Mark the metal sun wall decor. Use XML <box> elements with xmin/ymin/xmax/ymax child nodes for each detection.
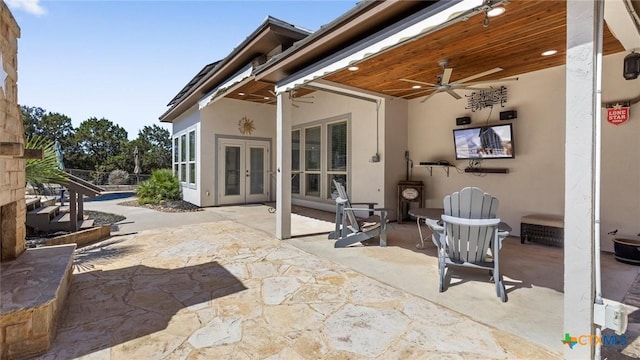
<box><xmin>238</xmin><ymin>116</ymin><xmax>255</xmax><ymax>135</ymax></box>
<box><xmin>466</xmin><ymin>86</ymin><xmax>508</xmax><ymax>112</ymax></box>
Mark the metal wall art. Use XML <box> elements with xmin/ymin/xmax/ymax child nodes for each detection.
<box><xmin>466</xmin><ymin>86</ymin><xmax>508</xmax><ymax>112</ymax></box>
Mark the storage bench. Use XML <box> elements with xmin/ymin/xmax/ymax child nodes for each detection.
<box><xmin>521</xmin><ymin>214</ymin><xmax>564</xmax><ymax>247</ymax></box>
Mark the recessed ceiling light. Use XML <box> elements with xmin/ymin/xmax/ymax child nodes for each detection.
<box><xmin>487</xmin><ymin>6</ymin><xmax>505</xmax><ymax>17</ymax></box>
<box><xmin>264</xmin><ymin>96</ymin><xmax>270</xmax><ymax>100</ymax></box>
<box><xmin>238</xmin><ymin>92</ymin><xmax>245</xmax><ymax>96</ymax></box>
<box><xmin>541</xmin><ymin>50</ymin><xmax>558</xmax><ymax>56</ymax></box>
<box><xmin>412</xmin><ymin>85</ymin><xmax>422</xmax><ymax>89</ymax></box>
<box><xmin>348</xmin><ymin>66</ymin><xmax>359</xmax><ymax>71</ymax></box>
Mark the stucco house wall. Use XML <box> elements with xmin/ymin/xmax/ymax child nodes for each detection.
<box><xmin>289</xmin><ymin>89</ymin><xmax>386</xmax><ymax>212</ymax></box>
<box><xmin>408</xmin><ymin>51</ymin><xmax>639</xmax><ymax>251</ymax></box>
<box><xmin>202</xmin><ymin>98</ymin><xmax>276</xmax><ymax>207</ymax></box>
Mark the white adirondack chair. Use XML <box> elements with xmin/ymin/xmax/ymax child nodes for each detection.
<box><xmin>328</xmin><ymin>179</ymin><xmax>392</xmax><ymax>247</ymax></box>
<box><xmin>426</xmin><ymin>187</ymin><xmax>509</xmax><ymax>302</ymax></box>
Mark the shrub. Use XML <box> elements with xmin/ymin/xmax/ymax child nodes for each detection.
<box><xmin>108</xmin><ymin>170</ymin><xmax>129</xmax><ymax>185</ymax></box>
<box><xmin>136</xmin><ymin>169</ymin><xmax>180</xmax><ymax>205</ymax></box>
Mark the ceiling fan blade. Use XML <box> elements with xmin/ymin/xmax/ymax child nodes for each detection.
<box><xmin>441</xmin><ymin>68</ymin><xmax>453</xmax><ymax>85</ymax></box>
<box><xmin>447</xmin><ymin>89</ymin><xmax>462</xmax><ymax>99</ymax></box>
<box><xmin>453</xmin><ymin>86</ymin><xmax>492</xmax><ymax>91</ymax></box>
<box><xmin>459</xmin><ymin>77</ymin><xmax>519</xmax><ymax>86</ymax></box>
<box><xmin>399</xmin><ymin>78</ymin><xmax>437</xmax><ymax>86</ymax></box>
<box><xmin>382</xmin><ymin>88</ymin><xmax>416</xmax><ymax>92</ymax></box>
<box><xmin>419</xmin><ymin>91</ymin><xmax>441</xmax><ymax>103</ymax></box>
<box><xmin>451</xmin><ymin>67</ymin><xmax>504</xmax><ymax>85</ymax></box>
<box><xmin>399</xmin><ymin>89</ymin><xmax>435</xmax><ymax>98</ymax></box>
<box><xmin>293</xmin><ymin>100</ymin><xmax>314</xmax><ymax>104</ymax></box>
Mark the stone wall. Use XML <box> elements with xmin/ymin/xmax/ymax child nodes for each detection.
<box><xmin>0</xmin><ymin>0</ymin><xmax>25</xmax><ymax>261</ymax></box>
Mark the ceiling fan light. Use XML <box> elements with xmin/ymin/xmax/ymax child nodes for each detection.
<box><xmin>348</xmin><ymin>66</ymin><xmax>359</xmax><ymax>71</ymax></box>
<box><xmin>541</xmin><ymin>50</ymin><xmax>558</xmax><ymax>56</ymax></box>
<box><xmin>487</xmin><ymin>7</ymin><xmax>505</xmax><ymax>17</ymax></box>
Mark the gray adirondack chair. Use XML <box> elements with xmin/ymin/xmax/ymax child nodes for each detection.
<box><xmin>328</xmin><ymin>179</ymin><xmax>392</xmax><ymax>247</ymax></box>
<box><xmin>426</xmin><ymin>187</ymin><xmax>509</xmax><ymax>302</ymax></box>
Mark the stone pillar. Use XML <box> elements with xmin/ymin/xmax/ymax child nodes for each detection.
<box><xmin>0</xmin><ymin>1</ymin><xmax>24</xmax><ymax>261</ymax></box>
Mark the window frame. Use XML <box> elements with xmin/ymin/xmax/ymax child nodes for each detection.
<box><xmin>292</xmin><ymin>115</ymin><xmax>349</xmax><ymax>202</ymax></box>
<box><xmin>173</xmin><ymin>128</ymin><xmax>197</xmax><ymax>187</ymax></box>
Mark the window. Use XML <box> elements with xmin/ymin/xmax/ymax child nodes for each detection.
<box><xmin>173</xmin><ymin>137</ymin><xmax>179</xmax><ymax>177</ymax></box>
<box><xmin>172</xmin><ymin>129</ymin><xmax>197</xmax><ymax>185</ymax></box>
<box><xmin>189</xmin><ymin>130</ymin><xmax>196</xmax><ymax>185</ymax></box>
<box><xmin>180</xmin><ymin>134</ymin><xmax>187</xmax><ymax>182</ymax></box>
<box><xmin>292</xmin><ymin>118</ymin><xmax>348</xmax><ymax>200</ymax></box>
<box><xmin>304</xmin><ymin>126</ymin><xmax>321</xmax><ymax>197</ymax></box>
<box><xmin>327</xmin><ymin>121</ymin><xmax>347</xmax><ymax>199</ymax></box>
<box><xmin>291</xmin><ymin>130</ymin><xmax>300</xmax><ymax>194</ymax></box>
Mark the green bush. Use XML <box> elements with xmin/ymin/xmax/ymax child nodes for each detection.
<box><xmin>136</xmin><ymin>169</ymin><xmax>180</xmax><ymax>205</ymax></box>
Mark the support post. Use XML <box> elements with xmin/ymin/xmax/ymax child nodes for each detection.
<box><xmin>275</xmin><ymin>92</ymin><xmax>292</xmax><ymax>240</ymax></box>
<box><xmin>564</xmin><ymin>1</ymin><xmax>599</xmax><ymax>358</ymax></box>
<box><xmin>69</xmin><ymin>190</ymin><xmax>77</xmax><ymax>232</ymax></box>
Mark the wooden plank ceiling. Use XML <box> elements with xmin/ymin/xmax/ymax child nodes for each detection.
<box><xmin>228</xmin><ymin>0</ymin><xmax>624</xmax><ymax>104</ymax></box>
<box><xmin>324</xmin><ymin>0</ymin><xmax>624</xmax><ymax>99</ymax></box>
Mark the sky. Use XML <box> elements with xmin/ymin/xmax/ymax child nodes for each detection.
<box><xmin>7</xmin><ymin>0</ymin><xmax>356</xmax><ymax>139</ymax></box>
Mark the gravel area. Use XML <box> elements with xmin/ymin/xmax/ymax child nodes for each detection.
<box><xmin>84</xmin><ymin>210</ymin><xmax>126</xmax><ymax>226</ymax></box>
<box><xmin>118</xmin><ymin>199</ymin><xmax>202</xmax><ymax>213</ymax></box>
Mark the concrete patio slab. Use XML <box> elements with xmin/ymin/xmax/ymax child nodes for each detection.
<box><xmin>34</xmin><ymin>203</ymin><xmax>559</xmax><ymax>359</ymax></box>
<box><xmin>41</xmin><ymin>200</ymin><xmax>640</xmax><ymax>358</ymax></box>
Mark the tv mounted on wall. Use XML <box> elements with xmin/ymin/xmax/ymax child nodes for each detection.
<box><xmin>453</xmin><ymin>123</ymin><xmax>515</xmax><ymax>159</ymax></box>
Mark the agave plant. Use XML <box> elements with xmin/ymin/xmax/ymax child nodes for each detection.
<box><xmin>24</xmin><ymin>136</ymin><xmax>68</xmax><ymax>187</ymax></box>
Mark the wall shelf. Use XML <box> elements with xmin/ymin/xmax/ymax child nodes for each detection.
<box><xmin>464</xmin><ymin>167</ymin><xmax>509</xmax><ymax>174</ymax></box>
<box><xmin>417</xmin><ymin>164</ymin><xmax>454</xmax><ymax>177</ymax></box>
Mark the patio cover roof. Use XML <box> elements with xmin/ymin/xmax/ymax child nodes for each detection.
<box><xmin>252</xmin><ymin>0</ymin><xmax>631</xmax><ymax>99</ymax></box>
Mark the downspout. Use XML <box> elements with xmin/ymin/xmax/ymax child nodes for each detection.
<box><xmin>594</xmin><ymin>0</ymin><xmax>605</xmax><ymax>358</ymax></box>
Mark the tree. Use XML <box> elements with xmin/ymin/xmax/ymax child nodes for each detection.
<box><xmin>73</xmin><ymin>117</ymin><xmax>128</xmax><ymax>170</ymax></box>
<box><xmin>133</xmin><ymin>125</ymin><xmax>171</xmax><ymax>173</ymax></box>
<box><xmin>21</xmin><ymin>105</ymin><xmax>45</xmax><ymax>138</ymax></box>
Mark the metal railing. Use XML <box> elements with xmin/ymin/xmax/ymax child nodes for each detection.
<box><xmin>65</xmin><ymin>168</ymin><xmax>151</xmax><ymax>186</ymax></box>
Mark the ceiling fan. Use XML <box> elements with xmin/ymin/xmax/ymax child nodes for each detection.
<box><xmin>384</xmin><ymin>59</ymin><xmax>518</xmax><ymax>103</ymax></box>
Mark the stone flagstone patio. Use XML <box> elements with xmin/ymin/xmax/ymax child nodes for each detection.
<box><xmin>36</xmin><ymin>219</ymin><xmax>557</xmax><ymax>359</ymax></box>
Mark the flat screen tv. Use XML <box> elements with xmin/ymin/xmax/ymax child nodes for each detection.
<box><xmin>453</xmin><ymin>123</ymin><xmax>514</xmax><ymax>159</ymax></box>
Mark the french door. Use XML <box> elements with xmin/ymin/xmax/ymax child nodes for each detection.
<box><xmin>218</xmin><ymin>139</ymin><xmax>270</xmax><ymax>205</ymax></box>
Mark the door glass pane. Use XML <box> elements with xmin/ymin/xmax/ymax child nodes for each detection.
<box><xmin>305</xmin><ymin>127</ymin><xmax>321</xmax><ymax>171</ymax></box>
<box><xmin>305</xmin><ymin>174</ymin><xmax>320</xmax><ymax>197</ymax></box>
<box><xmin>327</xmin><ymin>121</ymin><xmax>347</xmax><ymax>171</ymax></box>
<box><xmin>292</xmin><ymin>130</ymin><xmax>300</xmax><ymax>171</ymax></box>
<box><xmin>249</xmin><ymin>147</ymin><xmax>264</xmax><ymax>195</ymax></box>
<box><xmin>328</xmin><ymin>174</ymin><xmax>346</xmax><ymax>199</ymax></box>
<box><xmin>225</xmin><ymin>146</ymin><xmax>240</xmax><ymax>196</ymax></box>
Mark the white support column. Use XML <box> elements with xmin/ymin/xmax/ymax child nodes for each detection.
<box><xmin>565</xmin><ymin>1</ymin><xmax>599</xmax><ymax>358</ymax></box>
<box><xmin>276</xmin><ymin>92</ymin><xmax>292</xmax><ymax>239</ymax></box>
